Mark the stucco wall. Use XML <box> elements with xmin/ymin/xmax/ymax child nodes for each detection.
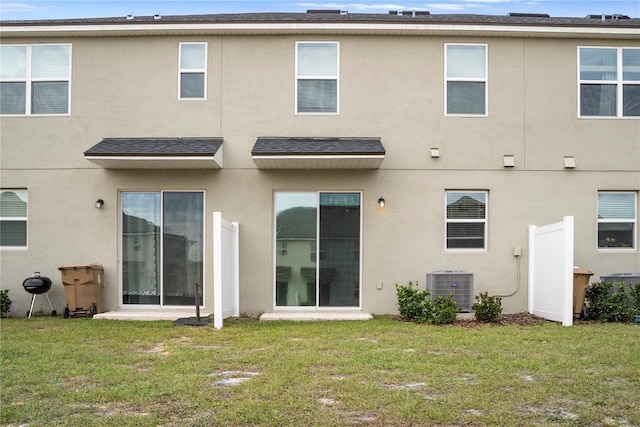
<box><xmin>1</xmin><ymin>33</ymin><xmax>638</xmax><ymax>316</ymax></box>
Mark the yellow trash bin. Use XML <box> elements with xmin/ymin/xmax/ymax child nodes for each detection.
<box><xmin>58</xmin><ymin>264</ymin><xmax>104</xmax><ymax>317</ymax></box>
<box><xmin>573</xmin><ymin>267</ymin><xmax>594</xmax><ymax>318</ymax></box>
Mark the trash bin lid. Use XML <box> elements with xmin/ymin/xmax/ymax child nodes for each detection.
<box><xmin>58</xmin><ymin>263</ymin><xmax>104</xmax><ymax>271</ymax></box>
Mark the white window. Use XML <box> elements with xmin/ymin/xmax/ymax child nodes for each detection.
<box><xmin>579</xmin><ymin>47</ymin><xmax>640</xmax><ymax>117</ymax></box>
<box><xmin>0</xmin><ymin>44</ymin><xmax>71</xmax><ymax>115</ymax></box>
<box><xmin>597</xmin><ymin>192</ymin><xmax>637</xmax><ymax>249</ymax></box>
<box><xmin>445</xmin><ymin>44</ymin><xmax>487</xmax><ymax>116</ymax></box>
<box><xmin>296</xmin><ymin>42</ymin><xmax>339</xmax><ymax>114</ymax></box>
<box><xmin>179</xmin><ymin>42</ymin><xmax>206</xmax><ymax>99</ymax></box>
<box><xmin>0</xmin><ymin>189</ymin><xmax>27</xmax><ymax>248</ymax></box>
<box><xmin>445</xmin><ymin>191</ymin><xmax>487</xmax><ymax>250</ymax></box>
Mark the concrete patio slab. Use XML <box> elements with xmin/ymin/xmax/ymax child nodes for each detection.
<box><xmin>260</xmin><ymin>312</ymin><xmax>373</xmax><ymax>321</ymax></box>
<box><xmin>93</xmin><ymin>310</ymin><xmax>211</xmax><ymax>321</ymax></box>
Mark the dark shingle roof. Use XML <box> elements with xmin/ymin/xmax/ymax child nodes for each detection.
<box><xmin>84</xmin><ymin>137</ymin><xmax>222</xmax><ymax>157</ymax></box>
<box><xmin>2</xmin><ymin>12</ymin><xmax>638</xmax><ymax>27</ymax></box>
<box><xmin>252</xmin><ymin>137</ymin><xmax>385</xmax><ymax>156</ymax></box>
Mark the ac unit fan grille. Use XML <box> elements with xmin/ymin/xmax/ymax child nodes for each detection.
<box><xmin>426</xmin><ymin>271</ymin><xmax>474</xmax><ymax>312</ymax></box>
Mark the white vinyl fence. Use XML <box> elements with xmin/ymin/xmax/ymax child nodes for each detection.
<box><xmin>528</xmin><ymin>216</ymin><xmax>574</xmax><ymax>326</ymax></box>
<box><xmin>213</xmin><ymin>212</ymin><xmax>239</xmax><ymax>329</ymax></box>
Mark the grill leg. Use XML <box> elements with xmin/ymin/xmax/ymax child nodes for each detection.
<box><xmin>44</xmin><ymin>293</ymin><xmax>54</xmax><ymax>313</ymax></box>
<box><xmin>28</xmin><ymin>294</ymin><xmax>36</xmax><ymax>318</ymax></box>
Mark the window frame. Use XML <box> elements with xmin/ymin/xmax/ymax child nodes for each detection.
<box><xmin>444</xmin><ymin>190</ymin><xmax>488</xmax><ymax>251</ymax></box>
<box><xmin>0</xmin><ymin>189</ymin><xmax>28</xmax><ymax>249</ymax></box>
<box><xmin>578</xmin><ymin>46</ymin><xmax>640</xmax><ymax>118</ymax></box>
<box><xmin>597</xmin><ymin>191</ymin><xmax>637</xmax><ymax>251</ymax></box>
<box><xmin>295</xmin><ymin>41</ymin><xmax>340</xmax><ymax>115</ymax></box>
<box><xmin>178</xmin><ymin>42</ymin><xmax>207</xmax><ymax>100</ymax></box>
<box><xmin>444</xmin><ymin>43</ymin><xmax>488</xmax><ymax>117</ymax></box>
<box><xmin>0</xmin><ymin>44</ymin><xmax>71</xmax><ymax>116</ymax></box>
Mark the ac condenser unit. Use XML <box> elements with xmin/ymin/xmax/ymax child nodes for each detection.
<box><xmin>426</xmin><ymin>270</ymin><xmax>474</xmax><ymax>312</ymax></box>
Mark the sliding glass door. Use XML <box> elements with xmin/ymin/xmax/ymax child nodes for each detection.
<box><xmin>121</xmin><ymin>191</ymin><xmax>203</xmax><ymax>306</ymax></box>
<box><xmin>275</xmin><ymin>192</ymin><xmax>361</xmax><ymax>308</ymax></box>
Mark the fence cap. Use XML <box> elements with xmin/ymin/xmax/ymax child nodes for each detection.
<box><xmin>58</xmin><ymin>263</ymin><xmax>104</xmax><ymax>271</ymax></box>
<box><xmin>573</xmin><ymin>267</ymin><xmax>593</xmax><ymax>275</ymax></box>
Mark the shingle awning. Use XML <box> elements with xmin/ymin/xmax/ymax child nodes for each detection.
<box><xmin>84</xmin><ymin>137</ymin><xmax>223</xmax><ymax>169</ymax></box>
<box><xmin>251</xmin><ymin>137</ymin><xmax>385</xmax><ymax>169</ymax></box>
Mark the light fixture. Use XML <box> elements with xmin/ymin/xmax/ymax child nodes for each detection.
<box><xmin>378</xmin><ymin>197</ymin><xmax>386</xmax><ymax>208</ymax></box>
<box><xmin>95</xmin><ymin>199</ymin><xmax>104</xmax><ymax>209</ymax></box>
<box><xmin>430</xmin><ymin>148</ymin><xmax>440</xmax><ymax>158</ymax></box>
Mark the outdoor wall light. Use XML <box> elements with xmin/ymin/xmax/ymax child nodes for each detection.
<box><xmin>378</xmin><ymin>198</ymin><xmax>386</xmax><ymax>208</ymax></box>
<box><xmin>95</xmin><ymin>199</ymin><xmax>104</xmax><ymax>209</ymax></box>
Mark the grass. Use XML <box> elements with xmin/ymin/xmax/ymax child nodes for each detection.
<box><xmin>1</xmin><ymin>315</ymin><xmax>639</xmax><ymax>426</ymax></box>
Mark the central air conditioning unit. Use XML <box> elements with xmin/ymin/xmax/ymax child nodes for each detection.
<box><xmin>426</xmin><ymin>270</ymin><xmax>474</xmax><ymax>312</ymax></box>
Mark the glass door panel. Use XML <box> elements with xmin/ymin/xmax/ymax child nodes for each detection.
<box><xmin>275</xmin><ymin>193</ymin><xmax>317</xmax><ymax>307</ymax></box>
<box><xmin>122</xmin><ymin>193</ymin><xmax>161</xmax><ymax>304</ymax></box>
<box><xmin>319</xmin><ymin>193</ymin><xmax>360</xmax><ymax>307</ymax></box>
<box><xmin>162</xmin><ymin>192</ymin><xmax>204</xmax><ymax>306</ymax></box>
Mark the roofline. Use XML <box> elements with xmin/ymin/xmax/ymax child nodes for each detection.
<box><xmin>2</xmin><ymin>19</ymin><xmax>639</xmax><ymax>39</ymax></box>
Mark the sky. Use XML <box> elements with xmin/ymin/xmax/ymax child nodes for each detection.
<box><xmin>1</xmin><ymin>0</ymin><xmax>639</xmax><ymax>21</ymax></box>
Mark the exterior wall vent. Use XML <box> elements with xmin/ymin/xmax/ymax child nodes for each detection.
<box><xmin>389</xmin><ymin>10</ymin><xmax>430</xmax><ymax>16</ymax></box>
<box><xmin>427</xmin><ymin>270</ymin><xmax>474</xmax><ymax>312</ymax></box>
<box><xmin>586</xmin><ymin>14</ymin><xmax>630</xmax><ymax>20</ymax></box>
<box><xmin>307</xmin><ymin>9</ymin><xmax>342</xmax><ymax>14</ymax></box>
<box><xmin>507</xmin><ymin>12</ymin><xmax>550</xmax><ymax>18</ymax></box>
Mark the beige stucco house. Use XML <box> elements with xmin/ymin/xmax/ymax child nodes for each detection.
<box><xmin>1</xmin><ymin>11</ymin><xmax>638</xmax><ymax>318</ymax></box>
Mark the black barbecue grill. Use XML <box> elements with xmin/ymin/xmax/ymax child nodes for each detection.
<box><xmin>22</xmin><ymin>272</ymin><xmax>57</xmax><ymax>318</ymax></box>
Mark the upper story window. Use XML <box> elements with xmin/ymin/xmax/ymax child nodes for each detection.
<box><xmin>179</xmin><ymin>42</ymin><xmax>207</xmax><ymax>99</ymax></box>
<box><xmin>0</xmin><ymin>44</ymin><xmax>71</xmax><ymax>115</ymax></box>
<box><xmin>296</xmin><ymin>42</ymin><xmax>339</xmax><ymax>114</ymax></box>
<box><xmin>0</xmin><ymin>189</ymin><xmax>27</xmax><ymax>248</ymax></box>
<box><xmin>597</xmin><ymin>191</ymin><xmax>637</xmax><ymax>250</ymax></box>
<box><xmin>445</xmin><ymin>191</ymin><xmax>488</xmax><ymax>250</ymax></box>
<box><xmin>445</xmin><ymin>44</ymin><xmax>487</xmax><ymax>116</ymax></box>
<box><xmin>579</xmin><ymin>47</ymin><xmax>640</xmax><ymax>117</ymax></box>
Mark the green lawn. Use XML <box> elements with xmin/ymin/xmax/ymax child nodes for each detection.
<box><xmin>1</xmin><ymin>315</ymin><xmax>638</xmax><ymax>426</ymax></box>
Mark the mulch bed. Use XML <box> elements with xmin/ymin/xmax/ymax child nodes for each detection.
<box><xmin>453</xmin><ymin>312</ymin><xmax>548</xmax><ymax>327</ymax></box>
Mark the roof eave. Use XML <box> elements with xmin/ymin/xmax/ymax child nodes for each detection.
<box><xmin>2</xmin><ymin>22</ymin><xmax>639</xmax><ymax>39</ymax></box>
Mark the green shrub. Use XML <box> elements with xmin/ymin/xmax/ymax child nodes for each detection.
<box><xmin>431</xmin><ymin>295</ymin><xmax>459</xmax><ymax>325</ymax></box>
<box><xmin>395</xmin><ymin>282</ymin><xmax>458</xmax><ymax>324</ymax></box>
<box><xmin>395</xmin><ymin>282</ymin><xmax>430</xmax><ymax>323</ymax></box>
<box><xmin>0</xmin><ymin>290</ymin><xmax>12</xmax><ymax>318</ymax></box>
<box><xmin>585</xmin><ymin>282</ymin><xmax>635</xmax><ymax>322</ymax></box>
<box><xmin>472</xmin><ymin>292</ymin><xmax>503</xmax><ymax>323</ymax></box>
<box><xmin>629</xmin><ymin>283</ymin><xmax>640</xmax><ymax>315</ymax></box>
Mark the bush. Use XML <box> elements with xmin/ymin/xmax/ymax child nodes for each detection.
<box><xmin>396</xmin><ymin>282</ymin><xmax>430</xmax><ymax>323</ymax></box>
<box><xmin>431</xmin><ymin>295</ymin><xmax>459</xmax><ymax>325</ymax></box>
<box><xmin>585</xmin><ymin>282</ymin><xmax>635</xmax><ymax>322</ymax></box>
<box><xmin>629</xmin><ymin>283</ymin><xmax>640</xmax><ymax>315</ymax></box>
<box><xmin>0</xmin><ymin>290</ymin><xmax>12</xmax><ymax>318</ymax></box>
<box><xmin>395</xmin><ymin>282</ymin><xmax>458</xmax><ymax>324</ymax></box>
<box><xmin>472</xmin><ymin>292</ymin><xmax>503</xmax><ymax>323</ymax></box>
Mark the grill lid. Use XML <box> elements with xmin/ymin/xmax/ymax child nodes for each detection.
<box><xmin>22</xmin><ymin>272</ymin><xmax>52</xmax><ymax>294</ymax></box>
